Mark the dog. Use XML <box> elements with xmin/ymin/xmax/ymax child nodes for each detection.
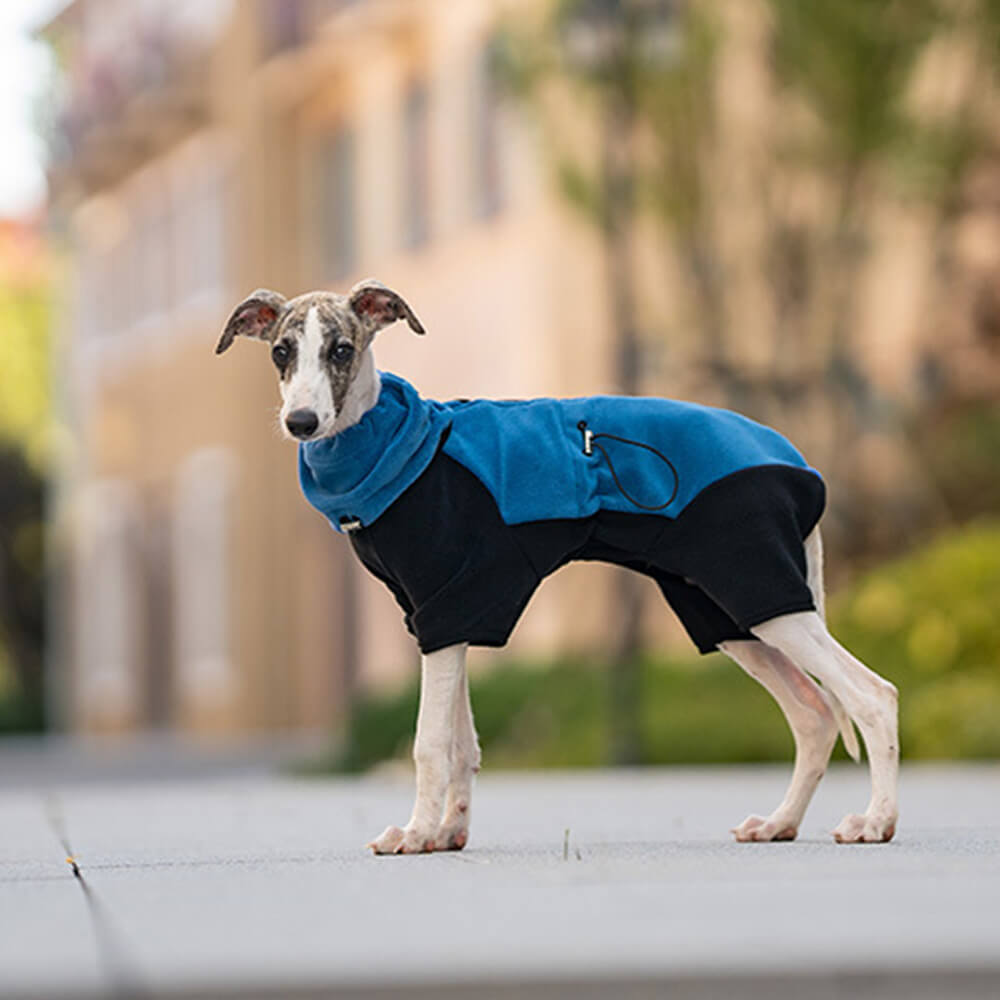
<box><xmin>217</xmin><ymin>280</ymin><xmax>900</xmax><ymax>854</ymax></box>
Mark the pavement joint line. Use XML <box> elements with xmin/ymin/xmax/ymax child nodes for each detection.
<box><xmin>0</xmin><ymin>874</ymin><xmax>76</xmax><ymax>885</ymax></box>
<box><xmin>42</xmin><ymin>795</ymin><xmax>149</xmax><ymax>1000</ymax></box>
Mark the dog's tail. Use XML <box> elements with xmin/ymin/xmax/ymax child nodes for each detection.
<box><xmin>804</xmin><ymin>526</ymin><xmax>827</xmax><ymax>624</ymax></box>
<box><xmin>804</xmin><ymin>527</ymin><xmax>861</xmax><ymax>762</ymax></box>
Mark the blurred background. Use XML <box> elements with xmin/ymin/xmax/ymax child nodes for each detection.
<box><xmin>2</xmin><ymin>0</ymin><xmax>999</xmax><ymax>769</ymax></box>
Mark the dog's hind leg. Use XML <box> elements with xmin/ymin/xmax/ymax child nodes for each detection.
<box><xmin>435</xmin><ymin>661</ymin><xmax>481</xmax><ymax>851</ymax></box>
<box><xmin>751</xmin><ymin>612</ymin><xmax>899</xmax><ymax>843</ymax></box>
<box><xmin>803</xmin><ymin>527</ymin><xmax>860</xmax><ymax>761</ymax></box>
<box><xmin>367</xmin><ymin>643</ymin><xmax>469</xmax><ymax>855</ymax></box>
<box><xmin>720</xmin><ymin>639</ymin><xmax>839</xmax><ymax>842</ymax></box>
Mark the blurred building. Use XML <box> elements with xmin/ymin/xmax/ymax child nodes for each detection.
<box><xmin>42</xmin><ymin>0</ymin><xmax>635</xmax><ymax>736</ymax></box>
<box><xmin>43</xmin><ymin>0</ymin><xmax>1000</xmax><ymax>737</ymax></box>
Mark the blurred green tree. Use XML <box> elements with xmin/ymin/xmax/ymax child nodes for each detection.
<box><xmin>0</xmin><ymin>285</ymin><xmax>51</xmax><ymax>464</ymax></box>
<box><xmin>759</xmin><ymin>0</ymin><xmax>1000</xmax><ymax>553</ymax></box>
<box><xmin>500</xmin><ymin>0</ymin><xmax>1000</xmax><ymax>761</ymax></box>
<box><xmin>0</xmin><ymin>445</ymin><xmax>46</xmax><ymax>730</ymax></box>
<box><xmin>504</xmin><ymin>0</ymin><xmax>1000</xmax><ymax>562</ymax></box>
<box><xmin>0</xmin><ymin>260</ymin><xmax>51</xmax><ymax>731</ymax></box>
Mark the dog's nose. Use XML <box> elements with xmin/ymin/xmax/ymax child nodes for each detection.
<box><xmin>285</xmin><ymin>409</ymin><xmax>319</xmax><ymax>439</ymax></box>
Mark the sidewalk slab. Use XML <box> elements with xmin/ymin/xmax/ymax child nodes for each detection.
<box><xmin>2</xmin><ymin>763</ymin><xmax>999</xmax><ymax>999</ymax></box>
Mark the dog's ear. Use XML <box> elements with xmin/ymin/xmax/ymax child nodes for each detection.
<box><xmin>216</xmin><ymin>289</ymin><xmax>287</xmax><ymax>354</ymax></box>
<box><xmin>348</xmin><ymin>280</ymin><xmax>425</xmax><ymax>336</ymax></box>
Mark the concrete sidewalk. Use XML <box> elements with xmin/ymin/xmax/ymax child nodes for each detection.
<box><xmin>2</xmin><ymin>761</ymin><xmax>999</xmax><ymax>999</ymax></box>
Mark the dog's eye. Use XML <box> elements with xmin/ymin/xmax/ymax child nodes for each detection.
<box><xmin>331</xmin><ymin>342</ymin><xmax>354</xmax><ymax>365</ymax></box>
<box><xmin>272</xmin><ymin>343</ymin><xmax>291</xmax><ymax>367</ymax></box>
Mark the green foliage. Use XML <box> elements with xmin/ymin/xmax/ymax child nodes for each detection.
<box><xmin>555</xmin><ymin>161</ymin><xmax>606</xmax><ymax>228</ymax></box>
<box><xmin>0</xmin><ymin>445</ymin><xmax>47</xmax><ymax>733</ymax></box>
<box><xmin>767</xmin><ymin>0</ymin><xmax>942</xmax><ymax>170</ymax></box>
<box><xmin>0</xmin><ymin>278</ymin><xmax>50</xmax><ymax>732</ymax></box>
<box><xmin>833</xmin><ymin>518</ymin><xmax>1000</xmax><ymax>759</ymax></box>
<box><xmin>891</xmin><ymin>117</ymin><xmax>986</xmax><ymax>208</ymax></box>
<box><xmin>960</xmin><ymin>0</ymin><xmax>1000</xmax><ymax>74</ymax></box>
<box><xmin>911</xmin><ymin>402</ymin><xmax>1000</xmax><ymax>523</ymax></box>
<box><xmin>0</xmin><ymin>673</ymin><xmax>44</xmax><ymax>732</ymax></box>
<box><xmin>326</xmin><ymin>652</ymin><xmax>802</xmax><ymax>773</ymax></box>
<box><xmin>0</xmin><ymin>286</ymin><xmax>51</xmax><ymax>467</ymax></box>
<box><xmin>638</xmin><ymin>4</ymin><xmax>719</xmax><ymax>238</ymax></box>
<box><xmin>498</xmin><ymin>0</ymin><xmax>720</xmax><ymax>234</ymax></box>
<box><xmin>320</xmin><ymin>520</ymin><xmax>1000</xmax><ymax>772</ymax></box>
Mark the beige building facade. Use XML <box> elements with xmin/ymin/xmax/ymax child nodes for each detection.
<box><xmin>45</xmin><ymin>0</ymin><xmax>643</xmax><ymax>737</ymax></box>
<box><xmin>45</xmin><ymin>0</ymin><xmax>998</xmax><ymax>737</ymax></box>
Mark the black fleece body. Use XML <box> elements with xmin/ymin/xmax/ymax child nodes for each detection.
<box><xmin>348</xmin><ymin>447</ymin><xmax>826</xmax><ymax>655</ymax></box>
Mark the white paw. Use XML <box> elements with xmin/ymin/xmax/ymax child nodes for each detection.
<box><xmin>366</xmin><ymin>823</ymin><xmax>437</xmax><ymax>855</ymax></box>
<box><xmin>434</xmin><ymin>798</ymin><xmax>470</xmax><ymax>851</ymax></box>
<box><xmin>731</xmin><ymin>813</ymin><xmax>798</xmax><ymax>843</ymax></box>
<box><xmin>832</xmin><ymin>812</ymin><xmax>896</xmax><ymax>844</ymax></box>
<box><xmin>434</xmin><ymin>820</ymin><xmax>469</xmax><ymax>852</ymax></box>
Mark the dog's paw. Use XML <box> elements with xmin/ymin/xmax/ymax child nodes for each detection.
<box><xmin>366</xmin><ymin>823</ymin><xmax>437</xmax><ymax>855</ymax></box>
<box><xmin>434</xmin><ymin>820</ymin><xmax>469</xmax><ymax>852</ymax></box>
<box><xmin>731</xmin><ymin>813</ymin><xmax>798</xmax><ymax>843</ymax></box>
<box><xmin>832</xmin><ymin>811</ymin><xmax>896</xmax><ymax>844</ymax></box>
<box><xmin>433</xmin><ymin>799</ymin><xmax>470</xmax><ymax>851</ymax></box>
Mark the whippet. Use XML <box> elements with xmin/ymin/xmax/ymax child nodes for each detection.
<box><xmin>217</xmin><ymin>280</ymin><xmax>900</xmax><ymax>854</ymax></box>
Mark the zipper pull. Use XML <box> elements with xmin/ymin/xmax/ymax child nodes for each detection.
<box><xmin>577</xmin><ymin>421</ymin><xmax>594</xmax><ymax>456</ymax></box>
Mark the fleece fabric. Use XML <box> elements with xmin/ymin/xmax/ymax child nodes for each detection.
<box><xmin>298</xmin><ymin>372</ymin><xmax>826</xmax><ymax>655</ymax></box>
<box><xmin>298</xmin><ymin>373</ymin><xmax>819</xmax><ymax>532</ymax></box>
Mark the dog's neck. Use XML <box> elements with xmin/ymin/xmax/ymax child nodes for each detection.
<box><xmin>330</xmin><ymin>349</ymin><xmax>381</xmax><ymax>437</ymax></box>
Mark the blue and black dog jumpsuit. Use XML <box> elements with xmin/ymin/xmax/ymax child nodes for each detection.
<box><xmin>299</xmin><ymin>373</ymin><xmax>826</xmax><ymax>654</ymax></box>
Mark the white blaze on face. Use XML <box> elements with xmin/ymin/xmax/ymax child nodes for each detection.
<box><xmin>280</xmin><ymin>305</ymin><xmax>335</xmax><ymax>430</ymax></box>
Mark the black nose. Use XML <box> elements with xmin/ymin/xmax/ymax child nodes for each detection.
<box><xmin>285</xmin><ymin>409</ymin><xmax>319</xmax><ymax>439</ymax></box>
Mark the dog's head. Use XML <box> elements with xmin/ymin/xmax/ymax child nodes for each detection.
<box><xmin>216</xmin><ymin>280</ymin><xmax>424</xmax><ymax>441</ymax></box>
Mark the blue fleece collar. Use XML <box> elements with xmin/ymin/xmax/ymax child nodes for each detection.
<box><xmin>298</xmin><ymin>373</ymin><xmax>450</xmax><ymax>533</ymax></box>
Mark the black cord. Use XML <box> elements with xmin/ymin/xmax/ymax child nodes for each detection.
<box><xmin>578</xmin><ymin>421</ymin><xmax>680</xmax><ymax>512</ymax></box>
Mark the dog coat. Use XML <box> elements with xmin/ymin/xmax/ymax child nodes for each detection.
<box><xmin>299</xmin><ymin>373</ymin><xmax>826</xmax><ymax>654</ymax></box>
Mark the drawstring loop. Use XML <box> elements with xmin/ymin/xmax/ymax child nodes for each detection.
<box><xmin>577</xmin><ymin>421</ymin><xmax>680</xmax><ymax>512</ymax></box>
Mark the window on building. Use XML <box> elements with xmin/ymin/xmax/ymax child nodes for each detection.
<box><xmin>402</xmin><ymin>81</ymin><xmax>430</xmax><ymax>249</ymax></box>
<box><xmin>196</xmin><ymin>167</ymin><xmax>226</xmax><ymax>297</ymax></box>
<box><xmin>136</xmin><ymin>190</ymin><xmax>171</xmax><ymax>323</ymax></box>
<box><xmin>317</xmin><ymin>125</ymin><xmax>357</xmax><ymax>280</ymax></box>
<box><xmin>110</xmin><ymin>227</ymin><xmax>135</xmax><ymax>334</ymax></box>
<box><xmin>74</xmin><ymin>193</ymin><xmax>139</xmax><ymax>342</ymax></box>
<box><xmin>260</xmin><ymin>0</ymin><xmax>305</xmax><ymax>56</ymax></box>
<box><xmin>261</xmin><ymin>0</ymin><xmax>363</xmax><ymax>57</ymax></box>
<box><xmin>75</xmin><ymin>251</ymin><xmax>99</xmax><ymax>344</ymax></box>
<box><xmin>172</xmin><ymin>448</ymin><xmax>235</xmax><ymax>713</ymax></box>
<box><xmin>75</xmin><ymin>481</ymin><xmax>141</xmax><ymax>724</ymax></box>
<box><xmin>472</xmin><ymin>37</ymin><xmax>505</xmax><ymax>220</ymax></box>
<box><xmin>173</xmin><ymin>163</ymin><xmax>226</xmax><ymax>307</ymax></box>
<box><xmin>88</xmin><ymin>246</ymin><xmax>115</xmax><ymax>340</ymax></box>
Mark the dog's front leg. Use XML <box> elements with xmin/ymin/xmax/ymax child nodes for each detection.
<box><xmin>367</xmin><ymin>643</ymin><xmax>468</xmax><ymax>854</ymax></box>
<box><xmin>435</xmin><ymin>658</ymin><xmax>480</xmax><ymax>850</ymax></box>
